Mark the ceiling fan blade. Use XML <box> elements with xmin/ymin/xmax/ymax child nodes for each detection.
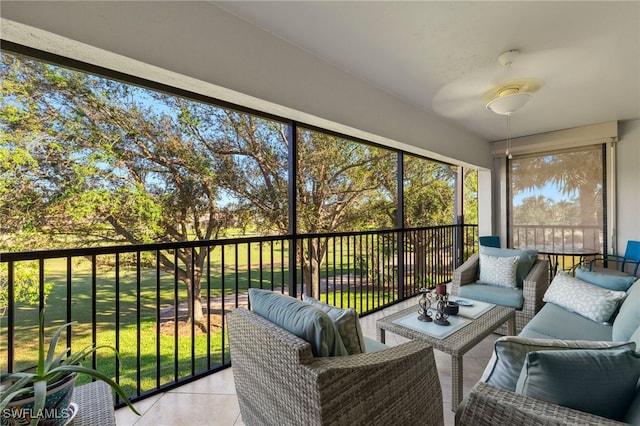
<box><xmin>432</xmin><ymin>48</ymin><xmax>588</xmax><ymax>119</ymax></box>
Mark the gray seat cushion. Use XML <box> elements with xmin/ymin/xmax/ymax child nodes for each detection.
<box><xmin>519</xmin><ymin>302</ymin><xmax>613</xmax><ymax>341</ymax></box>
<box><xmin>458</xmin><ymin>283</ymin><xmax>524</xmax><ymax>309</ymax></box>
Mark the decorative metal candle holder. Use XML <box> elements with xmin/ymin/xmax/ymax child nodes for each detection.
<box><xmin>432</xmin><ymin>292</ymin><xmax>450</xmax><ymax>326</ymax></box>
<box><xmin>417</xmin><ymin>288</ymin><xmax>433</xmax><ymax>322</ymax></box>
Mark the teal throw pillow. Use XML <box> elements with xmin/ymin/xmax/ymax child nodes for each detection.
<box><xmin>481</xmin><ymin>335</ymin><xmax>636</xmax><ymax>392</ymax></box>
<box><xmin>613</xmin><ymin>280</ymin><xmax>640</xmax><ymax>341</ymax></box>
<box><xmin>516</xmin><ymin>348</ymin><xmax>640</xmax><ymax>421</ymax></box>
<box><xmin>302</xmin><ymin>295</ymin><xmax>366</xmax><ymax>355</ymax></box>
<box><xmin>575</xmin><ymin>265</ymin><xmax>637</xmax><ymax>292</ymax></box>
<box><xmin>248</xmin><ymin>289</ymin><xmax>348</xmax><ymax>357</ymax></box>
<box><xmin>479</xmin><ymin>246</ymin><xmax>537</xmax><ymax>287</ymax></box>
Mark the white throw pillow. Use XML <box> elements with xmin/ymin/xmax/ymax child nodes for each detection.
<box><xmin>479</xmin><ymin>253</ymin><xmax>519</xmax><ymax>288</ymax></box>
<box><xmin>543</xmin><ymin>270</ymin><xmax>626</xmax><ymax>323</ymax></box>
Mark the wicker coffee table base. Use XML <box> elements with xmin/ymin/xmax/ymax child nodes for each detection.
<box><xmin>376</xmin><ymin>303</ymin><xmax>515</xmax><ymax>411</ymax></box>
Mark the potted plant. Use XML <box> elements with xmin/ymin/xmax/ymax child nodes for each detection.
<box><xmin>0</xmin><ymin>310</ymin><xmax>140</xmax><ymax>426</ymax></box>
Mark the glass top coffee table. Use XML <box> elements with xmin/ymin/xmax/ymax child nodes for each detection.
<box><xmin>376</xmin><ymin>300</ymin><xmax>515</xmax><ymax>411</ymax></box>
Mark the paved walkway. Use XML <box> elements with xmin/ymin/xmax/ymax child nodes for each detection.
<box><xmin>159</xmin><ymin>273</ymin><xmax>384</xmax><ymax>321</ymax></box>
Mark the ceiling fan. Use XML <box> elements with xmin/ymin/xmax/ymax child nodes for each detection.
<box><xmin>432</xmin><ymin>49</ymin><xmax>545</xmax><ymax>158</ymax></box>
<box><xmin>432</xmin><ymin>49</ymin><xmax>544</xmax><ymax>119</ymax></box>
<box><xmin>483</xmin><ymin>51</ymin><xmax>543</xmax><ymax>115</ymax></box>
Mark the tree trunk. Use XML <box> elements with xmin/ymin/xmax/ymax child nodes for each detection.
<box><xmin>191</xmin><ymin>297</ymin><xmax>204</xmax><ymax>323</ymax></box>
<box><xmin>413</xmin><ymin>232</ymin><xmax>427</xmax><ymax>284</ymax></box>
<box><xmin>301</xmin><ymin>238</ymin><xmax>326</xmax><ymax>298</ymax></box>
<box><xmin>183</xmin><ymin>275</ymin><xmax>204</xmax><ymax>322</ymax></box>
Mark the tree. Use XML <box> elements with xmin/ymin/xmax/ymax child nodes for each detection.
<box><xmin>511</xmin><ymin>150</ymin><xmax>602</xmax><ymax>226</ymax></box>
<box><xmin>403</xmin><ymin>156</ymin><xmax>456</xmax><ymax>228</ymax></box>
<box><xmin>463</xmin><ymin>168</ymin><xmax>478</xmax><ymax>225</ymax></box>
<box><xmin>0</xmin><ymin>53</ymin><xmax>390</xmax><ymax>310</ymax></box>
<box><xmin>295</xmin><ymin>129</ymin><xmax>396</xmax><ymax>296</ymax></box>
<box><xmin>1</xmin><ymin>53</ymin><xmax>232</xmax><ymax>321</ymax></box>
<box><xmin>513</xmin><ymin>195</ymin><xmax>556</xmax><ymax>225</ymax></box>
<box><xmin>0</xmin><ymin>261</ymin><xmax>53</xmax><ymax>317</ymax></box>
<box><xmin>1</xmin><ymin>51</ymin><xmax>464</xmax><ymax>312</ymax></box>
<box><xmin>179</xmin><ymin>108</ymin><xmax>290</xmax><ymax>234</ymax></box>
<box><xmin>402</xmin><ymin>156</ymin><xmax>456</xmax><ymax>281</ymax></box>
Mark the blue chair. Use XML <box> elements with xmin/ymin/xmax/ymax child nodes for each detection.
<box><xmin>588</xmin><ymin>240</ymin><xmax>640</xmax><ymax>277</ymax></box>
<box><xmin>478</xmin><ymin>236</ymin><xmax>501</xmax><ymax>248</ymax></box>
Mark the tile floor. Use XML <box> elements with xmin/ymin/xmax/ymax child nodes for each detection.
<box><xmin>115</xmin><ymin>296</ymin><xmax>498</xmax><ymax>426</ymax></box>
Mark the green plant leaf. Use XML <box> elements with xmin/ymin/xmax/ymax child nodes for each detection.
<box><xmin>49</xmin><ymin>347</ymin><xmax>71</xmax><ymax>369</ymax></box>
<box><xmin>31</xmin><ymin>379</ymin><xmax>47</xmax><ymax>426</ymax></box>
<box><xmin>1</xmin><ymin>308</ymin><xmax>140</xmax><ymax>419</ymax></box>
<box><xmin>37</xmin><ymin>310</ymin><xmax>45</xmax><ymax>377</ymax></box>
<box><xmin>0</xmin><ymin>376</ymin><xmax>33</xmax><ymax>411</ymax></box>
<box><xmin>45</xmin><ymin>321</ymin><xmax>76</xmax><ymax>371</ymax></box>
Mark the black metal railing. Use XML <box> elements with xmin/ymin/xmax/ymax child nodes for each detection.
<box><xmin>0</xmin><ymin>224</ymin><xmax>477</xmax><ymax>407</ymax></box>
<box><xmin>512</xmin><ymin>224</ymin><xmax>603</xmax><ymax>271</ymax></box>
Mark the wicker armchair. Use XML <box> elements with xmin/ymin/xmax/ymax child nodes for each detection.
<box><xmin>228</xmin><ymin>307</ymin><xmax>444</xmax><ymax>426</ymax></box>
<box><xmin>450</xmin><ymin>254</ymin><xmax>549</xmax><ymax>333</ymax></box>
<box><xmin>457</xmin><ymin>382</ymin><xmax>626</xmax><ymax>426</ymax></box>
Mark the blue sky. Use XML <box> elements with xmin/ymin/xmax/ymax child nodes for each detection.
<box><xmin>513</xmin><ymin>182</ymin><xmax>575</xmax><ymax>206</ymax></box>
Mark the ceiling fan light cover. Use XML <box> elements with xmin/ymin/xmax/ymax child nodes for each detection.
<box><xmin>486</xmin><ymin>92</ymin><xmax>532</xmax><ymax>115</ymax></box>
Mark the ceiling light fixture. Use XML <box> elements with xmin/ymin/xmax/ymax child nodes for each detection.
<box><xmin>484</xmin><ymin>50</ymin><xmax>542</xmax><ymax>158</ymax></box>
<box><xmin>485</xmin><ymin>86</ymin><xmax>531</xmax><ymax>116</ymax></box>
<box><xmin>486</xmin><ymin>86</ymin><xmax>527</xmax><ymax>159</ymax></box>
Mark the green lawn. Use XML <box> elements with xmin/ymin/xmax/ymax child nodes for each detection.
<box><xmin>2</xmin><ymin>241</ymin><xmax>403</xmax><ymax>399</ymax></box>
<box><xmin>3</xmin><ymin>256</ymin><xmax>235</xmax><ymax>396</ymax></box>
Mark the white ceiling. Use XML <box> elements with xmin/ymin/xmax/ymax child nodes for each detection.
<box><xmin>216</xmin><ymin>1</ymin><xmax>640</xmax><ymax>141</ymax></box>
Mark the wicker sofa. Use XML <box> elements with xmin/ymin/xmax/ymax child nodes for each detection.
<box><xmin>458</xmin><ymin>381</ymin><xmax>630</xmax><ymax>426</ymax></box>
<box><xmin>228</xmin><ymin>307</ymin><xmax>444</xmax><ymax>426</ymax></box>
<box><xmin>451</xmin><ymin>251</ymin><xmax>550</xmax><ymax>333</ymax></box>
<box><xmin>457</xmin><ymin>269</ymin><xmax>640</xmax><ymax>425</ymax></box>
